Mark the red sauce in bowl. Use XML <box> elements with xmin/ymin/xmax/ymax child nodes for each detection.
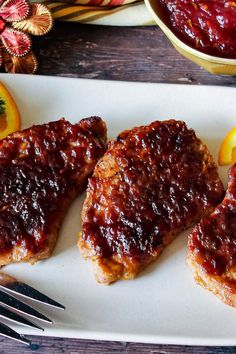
<box><xmin>158</xmin><ymin>0</ymin><xmax>236</xmax><ymax>58</ymax></box>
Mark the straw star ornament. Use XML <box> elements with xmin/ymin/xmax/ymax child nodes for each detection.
<box><xmin>0</xmin><ymin>0</ymin><xmax>53</xmax><ymax>74</ymax></box>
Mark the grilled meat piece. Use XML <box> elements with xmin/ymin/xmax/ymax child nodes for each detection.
<box><xmin>0</xmin><ymin>117</ymin><xmax>107</xmax><ymax>266</ymax></box>
<box><xmin>79</xmin><ymin>119</ymin><xmax>224</xmax><ymax>284</ymax></box>
<box><xmin>188</xmin><ymin>164</ymin><xmax>236</xmax><ymax>307</ymax></box>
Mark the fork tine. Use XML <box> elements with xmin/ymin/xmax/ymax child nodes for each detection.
<box><xmin>0</xmin><ymin>273</ymin><xmax>65</xmax><ymax>310</ymax></box>
<box><xmin>0</xmin><ymin>283</ymin><xmax>65</xmax><ymax>310</ymax></box>
<box><xmin>0</xmin><ymin>304</ymin><xmax>44</xmax><ymax>330</ymax></box>
<box><xmin>0</xmin><ymin>320</ymin><xmax>30</xmax><ymax>345</ymax></box>
<box><xmin>0</xmin><ymin>290</ymin><xmax>53</xmax><ymax>323</ymax></box>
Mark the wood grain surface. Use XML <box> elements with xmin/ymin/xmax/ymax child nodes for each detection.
<box><xmin>32</xmin><ymin>22</ymin><xmax>236</xmax><ymax>85</ymax></box>
<box><xmin>1</xmin><ymin>336</ymin><xmax>236</xmax><ymax>354</ymax></box>
<box><xmin>1</xmin><ymin>22</ymin><xmax>236</xmax><ymax>353</ymax></box>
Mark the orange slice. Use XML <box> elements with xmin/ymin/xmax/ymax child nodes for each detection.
<box><xmin>218</xmin><ymin>126</ymin><xmax>236</xmax><ymax>166</ymax></box>
<box><xmin>0</xmin><ymin>81</ymin><xmax>21</xmax><ymax>140</ymax></box>
<box><xmin>231</xmin><ymin>147</ymin><xmax>236</xmax><ymax>164</ymax></box>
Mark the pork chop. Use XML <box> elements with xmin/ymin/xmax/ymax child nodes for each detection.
<box><xmin>188</xmin><ymin>164</ymin><xmax>236</xmax><ymax>307</ymax></box>
<box><xmin>0</xmin><ymin>117</ymin><xmax>107</xmax><ymax>266</ymax></box>
<box><xmin>78</xmin><ymin>119</ymin><xmax>224</xmax><ymax>284</ymax></box>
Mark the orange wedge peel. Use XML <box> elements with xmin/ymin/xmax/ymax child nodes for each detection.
<box><xmin>0</xmin><ymin>81</ymin><xmax>21</xmax><ymax>140</ymax></box>
<box><xmin>218</xmin><ymin>126</ymin><xmax>236</xmax><ymax>166</ymax></box>
<box><xmin>231</xmin><ymin>147</ymin><xmax>236</xmax><ymax>164</ymax></box>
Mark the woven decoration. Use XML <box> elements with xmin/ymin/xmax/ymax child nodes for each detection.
<box><xmin>0</xmin><ymin>0</ymin><xmax>53</xmax><ymax>74</ymax></box>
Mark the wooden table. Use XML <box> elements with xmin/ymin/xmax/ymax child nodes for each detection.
<box><xmin>1</xmin><ymin>22</ymin><xmax>236</xmax><ymax>353</ymax></box>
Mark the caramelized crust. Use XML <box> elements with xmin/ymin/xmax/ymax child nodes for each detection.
<box><xmin>188</xmin><ymin>164</ymin><xmax>236</xmax><ymax>307</ymax></box>
<box><xmin>0</xmin><ymin>117</ymin><xmax>107</xmax><ymax>266</ymax></box>
<box><xmin>79</xmin><ymin>119</ymin><xmax>224</xmax><ymax>284</ymax></box>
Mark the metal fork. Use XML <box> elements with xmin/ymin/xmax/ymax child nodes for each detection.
<box><xmin>0</xmin><ymin>273</ymin><xmax>65</xmax><ymax>345</ymax></box>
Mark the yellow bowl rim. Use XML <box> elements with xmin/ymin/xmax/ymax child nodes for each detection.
<box><xmin>145</xmin><ymin>0</ymin><xmax>236</xmax><ymax>65</ymax></box>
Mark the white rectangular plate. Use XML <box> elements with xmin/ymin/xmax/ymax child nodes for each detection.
<box><xmin>1</xmin><ymin>74</ymin><xmax>236</xmax><ymax>346</ymax></box>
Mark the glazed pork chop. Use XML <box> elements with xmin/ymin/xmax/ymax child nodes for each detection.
<box><xmin>0</xmin><ymin>117</ymin><xmax>107</xmax><ymax>266</ymax></box>
<box><xmin>188</xmin><ymin>164</ymin><xmax>236</xmax><ymax>307</ymax></box>
<box><xmin>79</xmin><ymin>119</ymin><xmax>224</xmax><ymax>284</ymax></box>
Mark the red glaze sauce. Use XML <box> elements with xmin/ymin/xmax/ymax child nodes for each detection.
<box><xmin>82</xmin><ymin>120</ymin><xmax>224</xmax><ymax>261</ymax></box>
<box><xmin>189</xmin><ymin>164</ymin><xmax>236</xmax><ymax>276</ymax></box>
<box><xmin>0</xmin><ymin>118</ymin><xmax>107</xmax><ymax>256</ymax></box>
<box><xmin>158</xmin><ymin>0</ymin><xmax>236</xmax><ymax>58</ymax></box>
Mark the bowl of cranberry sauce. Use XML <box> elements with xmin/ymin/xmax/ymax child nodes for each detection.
<box><xmin>144</xmin><ymin>0</ymin><xmax>236</xmax><ymax>75</ymax></box>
